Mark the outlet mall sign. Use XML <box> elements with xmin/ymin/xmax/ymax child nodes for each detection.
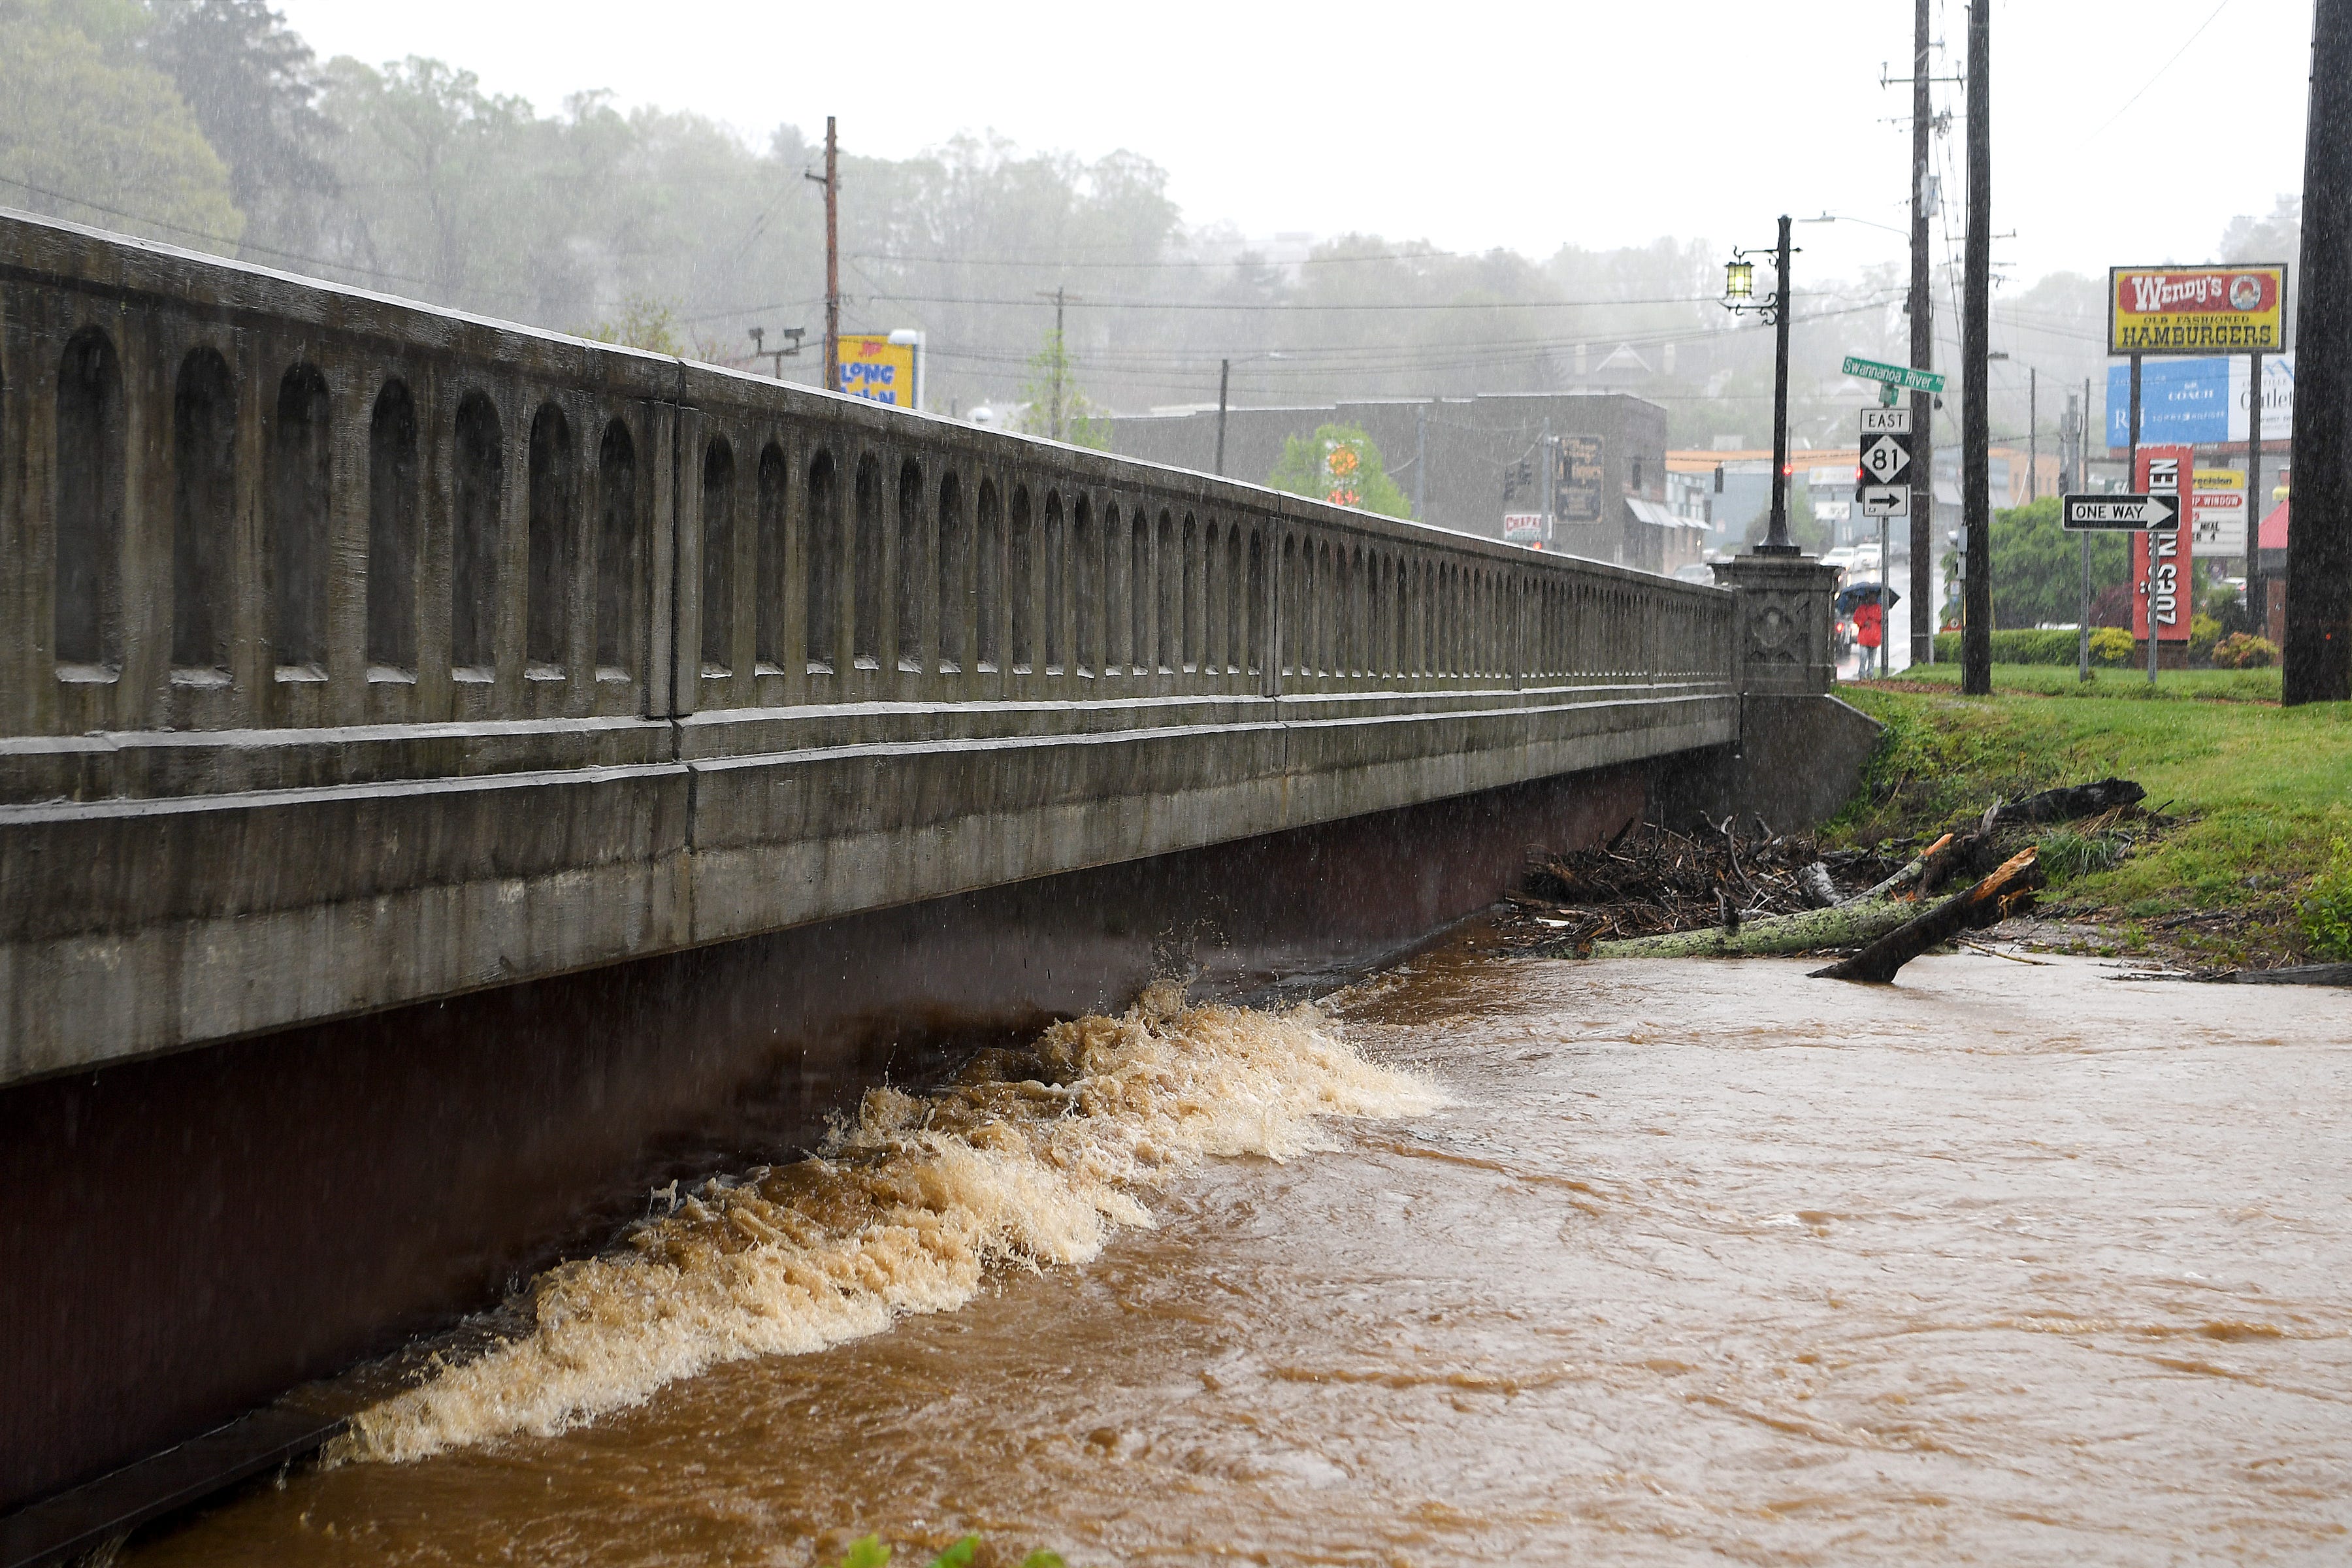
<box><xmin>2105</xmin><ymin>353</ymin><xmax>2293</xmax><ymax>448</ymax></box>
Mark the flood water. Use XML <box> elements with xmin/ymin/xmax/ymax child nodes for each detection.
<box><xmin>130</xmin><ymin>940</ymin><xmax>2351</xmax><ymax>1566</ymax></box>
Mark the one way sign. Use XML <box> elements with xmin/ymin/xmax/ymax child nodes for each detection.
<box><xmin>2062</xmin><ymin>493</ymin><xmax>2180</xmax><ymax>531</ymax></box>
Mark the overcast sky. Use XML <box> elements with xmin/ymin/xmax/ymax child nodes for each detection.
<box><xmin>273</xmin><ymin>0</ymin><xmax>2311</xmax><ymax>287</ymax></box>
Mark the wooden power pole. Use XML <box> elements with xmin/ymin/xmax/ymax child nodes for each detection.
<box><xmin>2286</xmin><ymin>0</ymin><xmax>2352</xmax><ymax>703</ymax></box>
<box><xmin>1909</xmin><ymin>0</ymin><xmax>1935</xmax><ymax>667</ymax></box>
<box><xmin>805</xmin><ymin>116</ymin><xmax>841</xmax><ymax>393</ymax></box>
<box><xmin>1960</xmin><ymin>0</ymin><xmax>1992</xmax><ymax>695</ymax></box>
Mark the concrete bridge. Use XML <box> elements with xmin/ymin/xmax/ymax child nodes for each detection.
<box><xmin>0</xmin><ymin>208</ymin><xmax>1873</xmax><ymax>1542</ymax></box>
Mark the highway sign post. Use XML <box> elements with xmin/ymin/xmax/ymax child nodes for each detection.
<box><xmin>1854</xmin><ymin>406</ymin><xmax>1915</xmax><ymax>677</ymax></box>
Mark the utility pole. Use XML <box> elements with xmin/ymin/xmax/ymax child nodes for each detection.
<box><xmin>1908</xmin><ymin>0</ymin><xmax>1936</xmax><ymax>665</ymax></box>
<box><xmin>1215</xmin><ymin>358</ymin><xmax>1231</xmax><ymax>476</ymax></box>
<box><xmin>2028</xmin><ymin>368</ymin><xmax>2037</xmax><ymax>500</ymax></box>
<box><xmin>2246</xmin><ymin>350</ymin><xmax>2264</xmax><ymax>603</ymax></box>
<box><xmin>1960</xmin><ymin>0</ymin><xmax>1991</xmax><ymax>694</ymax></box>
<box><xmin>1415</xmin><ymin>402</ymin><xmax>1428</xmax><ymax>523</ymax></box>
<box><xmin>2287</xmin><ymin>0</ymin><xmax>2352</xmax><ymax>702</ymax></box>
<box><xmin>1051</xmin><ymin>286</ymin><xmax>1066</xmax><ymax>441</ymax></box>
<box><xmin>803</xmin><ymin>116</ymin><xmax>841</xmax><ymax>393</ymax></box>
<box><xmin>2074</xmin><ymin>387</ymin><xmax>2091</xmax><ymax>682</ymax></box>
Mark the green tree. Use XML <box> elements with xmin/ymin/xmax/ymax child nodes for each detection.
<box><xmin>1985</xmin><ymin>495</ymin><xmax>2130</xmax><ymax>629</ymax></box>
<box><xmin>0</xmin><ymin>0</ymin><xmax>243</xmax><ymax>246</ymax></box>
<box><xmin>1011</xmin><ymin>327</ymin><xmax>1110</xmax><ymax>449</ymax></box>
<box><xmin>140</xmin><ymin>0</ymin><xmax>336</xmax><ymax>252</ymax></box>
<box><xmin>1267</xmin><ymin>423</ymin><xmax>1413</xmax><ymax>518</ymax></box>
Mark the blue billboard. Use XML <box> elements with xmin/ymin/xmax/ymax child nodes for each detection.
<box><xmin>2106</xmin><ymin>354</ymin><xmax>2294</xmax><ymax>447</ymax></box>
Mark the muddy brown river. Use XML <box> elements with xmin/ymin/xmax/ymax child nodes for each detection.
<box><xmin>127</xmin><ymin>941</ymin><xmax>2351</xmax><ymax>1565</ymax></box>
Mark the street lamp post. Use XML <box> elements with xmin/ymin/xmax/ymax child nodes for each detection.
<box><xmin>1723</xmin><ymin>216</ymin><xmax>1802</xmax><ymax>555</ymax></box>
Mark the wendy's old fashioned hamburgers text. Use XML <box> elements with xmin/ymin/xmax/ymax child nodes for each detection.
<box><xmin>2109</xmin><ymin>265</ymin><xmax>2288</xmax><ymax>354</ymax></box>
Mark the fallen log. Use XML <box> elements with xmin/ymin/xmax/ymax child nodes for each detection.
<box><xmin>1810</xmin><ymin>847</ymin><xmax>2044</xmax><ymax>983</ymax></box>
<box><xmin>1993</xmin><ymin>777</ymin><xmax>2144</xmax><ymax>827</ymax></box>
<box><xmin>1586</xmin><ymin>898</ymin><xmax>1921</xmax><ymax>959</ymax></box>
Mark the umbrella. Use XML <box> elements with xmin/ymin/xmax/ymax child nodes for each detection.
<box><xmin>1837</xmin><ymin>582</ymin><xmax>1901</xmax><ymax>614</ymax></box>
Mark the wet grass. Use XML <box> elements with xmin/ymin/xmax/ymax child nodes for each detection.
<box><xmin>1867</xmin><ymin>661</ymin><xmax>2283</xmax><ymax>702</ymax></box>
<box><xmin>1823</xmin><ymin>682</ymin><xmax>2352</xmax><ymax>966</ymax></box>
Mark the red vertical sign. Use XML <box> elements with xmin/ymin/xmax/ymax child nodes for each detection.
<box><xmin>2132</xmin><ymin>444</ymin><xmax>2193</xmax><ymax>642</ymax></box>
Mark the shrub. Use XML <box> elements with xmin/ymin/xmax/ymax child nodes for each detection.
<box><xmin>2088</xmin><ymin>627</ymin><xmax>2136</xmax><ymax>666</ymax></box>
<box><xmin>2210</xmin><ymin>632</ymin><xmax>2278</xmax><ymax>669</ymax></box>
<box><xmin>1929</xmin><ymin>628</ymin><xmax>2090</xmax><ymax>666</ymax></box>
<box><xmin>2187</xmin><ymin>613</ymin><xmax>2222</xmax><ymax>664</ymax></box>
<box><xmin>2300</xmin><ymin>839</ymin><xmax>2352</xmax><ymax>962</ymax></box>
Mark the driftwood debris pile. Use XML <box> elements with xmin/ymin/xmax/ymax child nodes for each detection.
<box><xmin>1502</xmin><ymin>777</ymin><xmax>2145</xmax><ymax>979</ymax></box>
<box><xmin>1507</xmin><ymin>820</ymin><xmax>1844</xmax><ymax>949</ymax></box>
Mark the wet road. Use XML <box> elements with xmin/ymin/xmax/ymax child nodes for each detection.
<box><xmin>129</xmin><ymin>944</ymin><xmax>2351</xmax><ymax>1565</ymax></box>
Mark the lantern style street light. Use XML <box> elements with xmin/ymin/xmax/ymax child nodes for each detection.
<box><xmin>1722</xmin><ymin>216</ymin><xmax>1801</xmax><ymax>555</ymax></box>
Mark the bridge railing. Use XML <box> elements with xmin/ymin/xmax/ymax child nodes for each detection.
<box><xmin>1</xmin><ymin>207</ymin><xmax>1735</xmax><ymax>807</ymax></box>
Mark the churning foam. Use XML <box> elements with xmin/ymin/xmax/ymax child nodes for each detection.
<box><xmin>336</xmin><ymin>984</ymin><xmax>1441</xmax><ymax>1462</ymax></box>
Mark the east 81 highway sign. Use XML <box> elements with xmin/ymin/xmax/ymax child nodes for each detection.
<box><xmin>2062</xmin><ymin>493</ymin><xmax>2180</xmax><ymax>531</ymax></box>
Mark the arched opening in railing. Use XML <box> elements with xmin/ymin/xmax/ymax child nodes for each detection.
<box><xmin>853</xmin><ymin>454</ymin><xmax>882</xmax><ymax>669</ymax></box>
<box><xmin>1008</xmin><ymin>484</ymin><xmax>1034</xmax><ymax>672</ymax></box>
<box><xmin>1101</xmin><ymin>501</ymin><xmax>1126</xmax><ymax>674</ymax></box>
<box><xmin>527</xmin><ymin>401</ymin><xmax>574</xmax><ymax>672</ymax></box>
<box><xmin>172</xmin><ymin>346</ymin><xmax>237</xmax><ymax>673</ymax></box>
<box><xmin>367</xmin><ymin>380</ymin><xmax>418</xmax><ymax>674</ymax></box>
<box><xmin>269</xmin><ymin>363</ymin><xmax>331</xmax><ymax>674</ymax></box>
<box><xmin>936</xmin><ymin>468</ymin><xmax>966</xmax><ymax>674</ymax></box>
<box><xmin>1181</xmin><ymin>514</ymin><xmax>1200</xmax><ymax>672</ymax></box>
<box><xmin>1246</xmin><ymin>528</ymin><xmax>1265</xmax><ymax>677</ymax></box>
<box><xmin>1128</xmin><ymin>507</ymin><xmax>1150</xmax><ymax>675</ymax></box>
<box><xmin>1073</xmin><ymin>495</ymin><xmax>1098</xmax><ymax>677</ymax></box>
<box><xmin>451</xmin><ymin>391</ymin><xmax>502</xmax><ymax>673</ymax></box>
<box><xmin>596</xmin><ymin>418</ymin><xmax>636</xmax><ymax>675</ymax></box>
<box><xmin>1232</xmin><ymin>526</ymin><xmax>1251</xmax><ymax>677</ymax></box>
<box><xmin>975</xmin><ymin>477</ymin><xmax>1002</xmax><ymax>671</ymax></box>
<box><xmin>896</xmin><ymin>457</ymin><xmax>925</xmax><ymax>671</ymax></box>
<box><xmin>1155</xmin><ymin>510</ymin><xmax>1177</xmax><ymax>672</ymax></box>
<box><xmin>55</xmin><ymin>327</ymin><xmax>125</xmax><ymax>672</ymax></box>
<box><xmin>701</xmin><ymin>435</ymin><xmax>735</xmax><ymax>675</ymax></box>
<box><xmin>1315</xmin><ymin>540</ymin><xmax>1334</xmax><ymax>675</ymax></box>
<box><xmin>1280</xmin><ymin>534</ymin><xmax>1300</xmax><ymax>676</ymax></box>
<box><xmin>1201</xmin><ymin>519</ymin><xmax>1221</xmax><ymax>676</ymax></box>
<box><xmin>1042</xmin><ymin>492</ymin><xmax>1065</xmax><ymax>672</ymax></box>
<box><xmin>756</xmin><ymin>442</ymin><xmax>788</xmax><ymax>672</ymax></box>
<box><xmin>805</xmin><ymin>448</ymin><xmax>839</xmax><ymax>673</ymax></box>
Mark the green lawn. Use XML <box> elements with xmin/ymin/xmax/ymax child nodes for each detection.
<box><xmin>1867</xmin><ymin>661</ymin><xmax>2284</xmax><ymax>703</ymax></box>
<box><xmin>1823</xmin><ymin>678</ymin><xmax>2352</xmax><ymax>964</ymax></box>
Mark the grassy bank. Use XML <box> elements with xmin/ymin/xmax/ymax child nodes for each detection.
<box><xmin>1878</xmin><ymin>662</ymin><xmax>2284</xmax><ymax>702</ymax></box>
<box><xmin>1824</xmin><ymin>676</ymin><xmax>2352</xmax><ymax>966</ymax></box>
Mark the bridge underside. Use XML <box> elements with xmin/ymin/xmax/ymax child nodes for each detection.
<box><xmin>1</xmin><ymin>753</ymin><xmax>1672</xmax><ymax>1518</ymax></box>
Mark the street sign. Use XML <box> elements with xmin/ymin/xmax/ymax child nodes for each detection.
<box><xmin>1841</xmin><ymin>355</ymin><xmax>1947</xmax><ymax>395</ymax></box>
<box><xmin>1858</xmin><ymin>432</ymin><xmax>1911</xmax><ymax>483</ymax></box>
<box><xmin>1859</xmin><ymin>485</ymin><xmax>1910</xmax><ymax>517</ymax></box>
<box><xmin>2061</xmin><ymin>493</ymin><xmax>2180</xmax><ymax>531</ymax></box>
<box><xmin>1858</xmin><ymin>406</ymin><xmax>1914</xmax><ymax>434</ymax></box>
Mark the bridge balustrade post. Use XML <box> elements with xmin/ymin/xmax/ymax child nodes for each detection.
<box><xmin>1712</xmin><ymin>553</ymin><xmax>1838</xmax><ymax>697</ymax></box>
